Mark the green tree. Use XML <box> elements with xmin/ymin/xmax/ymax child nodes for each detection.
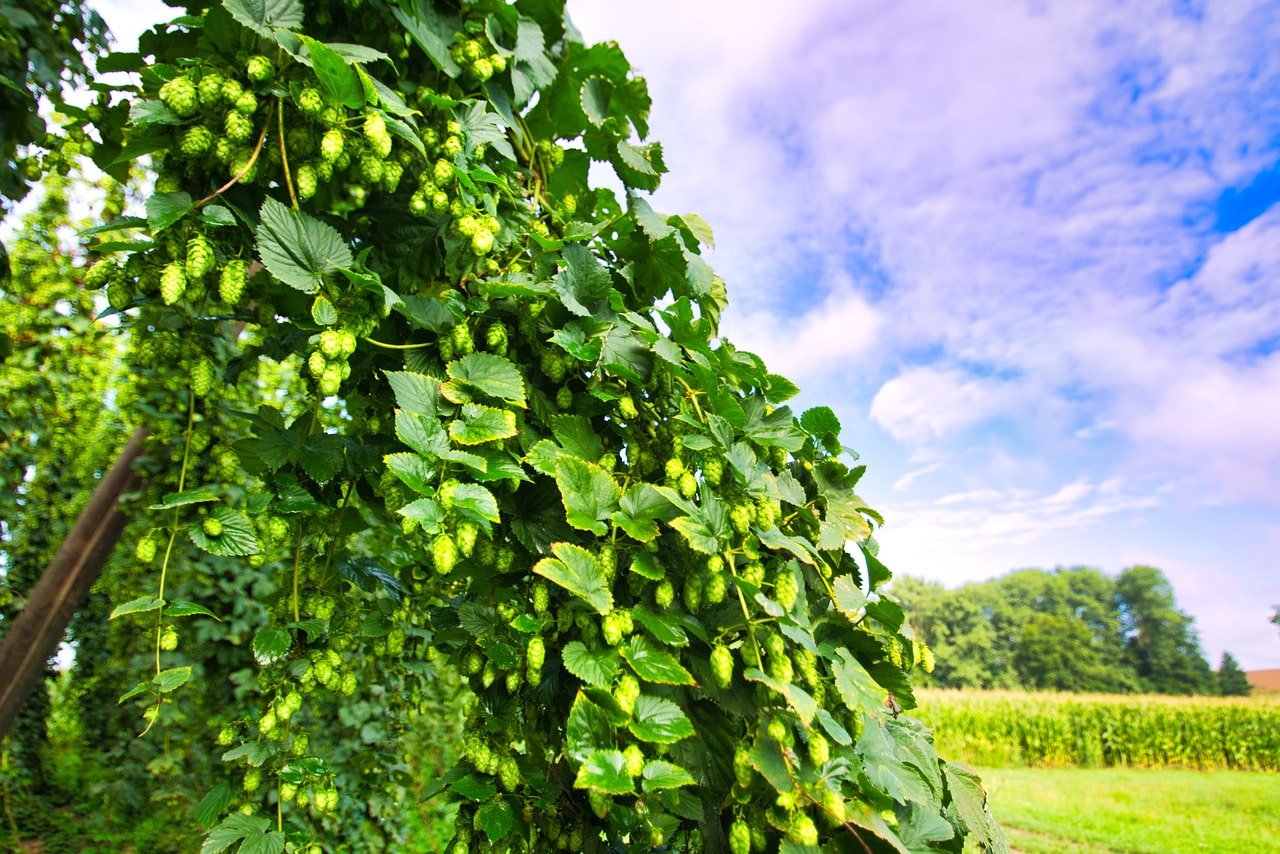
<box><xmin>1011</xmin><ymin>614</ymin><xmax>1114</xmax><ymax>692</ymax></box>
<box><xmin>1116</xmin><ymin>565</ymin><xmax>1214</xmax><ymax>695</ymax></box>
<box><xmin>1215</xmin><ymin>652</ymin><xmax>1251</xmax><ymax>697</ymax></box>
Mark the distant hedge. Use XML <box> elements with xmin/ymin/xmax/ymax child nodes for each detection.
<box><xmin>915</xmin><ymin>690</ymin><xmax>1280</xmax><ymax>770</ymax></box>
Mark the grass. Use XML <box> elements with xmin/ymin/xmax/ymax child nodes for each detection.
<box><xmin>976</xmin><ymin>766</ymin><xmax>1280</xmax><ymax>853</ymax></box>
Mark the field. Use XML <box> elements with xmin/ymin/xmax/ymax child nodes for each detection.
<box><xmin>1248</xmin><ymin>669</ymin><xmax>1280</xmax><ymax>695</ymax></box>
<box><xmin>914</xmin><ymin>688</ymin><xmax>1280</xmax><ymax>770</ymax></box>
<box><xmin>979</xmin><ymin>767</ymin><xmax>1280</xmax><ymax>853</ymax></box>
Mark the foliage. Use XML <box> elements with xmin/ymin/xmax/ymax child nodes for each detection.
<box><xmin>979</xmin><ymin>767</ymin><xmax>1280</xmax><ymax>854</ymax></box>
<box><xmin>915</xmin><ymin>689</ymin><xmax>1280</xmax><ymax>771</ymax></box>
<box><xmin>0</xmin><ymin>0</ymin><xmax>109</xmax><ymax>211</ymax></box>
<box><xmin>894</xmin><ymin>566</ymin><xmax>1222</xmax><ymax>695</ymax></box>
<box><xmin>4</xmin><ymin>0</ymin><xmax>1010</xmax><ymax>851</ymax></box>
<box><xmin>1216</xmin><ymin>653</ymin><xmax>1252</xmax><ymax>698</ymax></box>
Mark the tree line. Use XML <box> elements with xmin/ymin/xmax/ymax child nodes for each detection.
<box><xmin>893</xmin><ymin>565</ymin><xmax>1253</xmax><ymax>696</ymax></box>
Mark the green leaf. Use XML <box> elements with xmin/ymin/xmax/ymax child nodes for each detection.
<box><xmin>566</xmin><ymin>693</ymin><xmax>613</xmax><ymax>764</ymax></box>
<box><xmin>574</xmin><ymin>749</ymin><xmax>634</xmax><ymax>794</ymax></box>
<box><xmin>622</xmin><ymin>635</ymin><xmax>695</xmax><ymax>685</ymax></box>
<box><xmin>627</xmin><ymin>551</ymin><xmax>664</xmax><ymax>581</ymax></box>
<box><xmin>146</xmin><ymin>191</ymin><xmax>193</xmax><ymax>232</ymax></box>
<box><xmin>449</xmin><ymin>404</ymin><xmax>517</xmax><ymax>445</ymax></box>
<box><xmin>549</xmin><ymin>414</ymin><xmax>604</xmax><ymax>460</ymax></box>
<box><xmin>943</xmin><ymin>763</ymin><xmax>1009</xmax><ymax>853</ymax></box>
<box><xmin>194</xmin><ymin>780</ymin><xmax>232</xmax><ymax>828</ymax></box>
<box><xmin>474</xmin><ymin>799</ymin><xmax>516</xmax><ymax>844</ymax></box>
<box><xmin>669</xmin><ymin>515</ymin><xmax>719</xmax><ymax>554</ymax></box>
<box><xmin>554</xmin><ymin>455</ymin><xmax>620</xmax><ymax>536</ymax></box>
<box><xmin>189</xmin><ymin>508</ymin><xmax>260</xmax><ymax>556</ymax></box>
<box><xmin>200</xmin><ymin>205</ymin><xmax>237</xmax><ymax>228</ymax></box>
<box><xmin>153</xmin><ymin>666</ymin><xmax>192</xmax><ymax>693</ymax></box>
<box><xmin>254</xmin><ymin>197</ymin><xmax>353</xmax><ymax>294</ymax></box>
<box><xmin>310</xmin><ymin>295</ymin><xmax>338</xmax><ymax>326</ymax></box>
<box><xmin>561</xmin><ymin>641</ymin><xmax>621</xmax><ymax>688</ymax></box>
<box><xmin>448</xmin><ymin>483</ymin><xmax>500</xmax><ymax>524</ymax></box>
<box><xmin>449</xmin><ymin>774</ymin><xmax>497</xmax><ymax>801</ymax></box>
<box><xmin>581</xmin><ymin>76</ymin><xmax>612</xmax><ymax>127</ymax></box>
<box><xmin>110</xmin><ymin>596</ymin><xmax>163</xmax><ymax>619</ymax></box>
<box><xmin>384</xmin><ymin>452</ymin><xmax>435</xmax><ymax>494</ymax></box>
<box><xmin>750</xmin><ymin>736</ymin><xmax>794</xmax><ymax>794</ymax></box>
<box><xmin>534</xmin><ymin>542</ymin><xmax>612</xmax><ymax>615</ymax></box>
<box><xmin>744</xmin><ymin>668</ymin><xmax>817</xmax><ymax>726</ymax></box>
<box><xmin>613</xmin><ymin>483</ymin><xmax>670</xmax><ymax>542</ymax></box>
<box><xmin>801</xmin><ymin>405</ymin><xmax>841</xmax><ymax>436</ymax></box>
<box><xmin>831</xmin><ymin>649</ymin><xmax>886</xmax><ymax>717</ymax></box>
<box><xmin>252</xmin><ymin>626</ymin><xmax>291</xmax><ymax>665</ymax></box>
<box><xmin>553</xmin><ymin>244</ymin><xmax>612</xmax><ymax>317</ymax></box>
<box><xmin>385</xmin><ymin>370</ymin><xmax>441</xmax><ymax>417</ymax></box>
<box><xmin>899</xmin><ymin>804</ymin><xmax>956</xmax><ymax>849</ymax></box>
<box><xmin>395</xmin><ymin>410</ymin><xmax>448</xmax><ymax>457</ymax></box>
<box><xmin>390</xmin><ymin>1</ymin><xmax>460</xmax><ymax>77</ymax></box>
<box><xmin>833</xmin><ymin>574</ymin><xmax>868</xmax><ymax>624</ymax></box>
<box><xmin>446</xmin><ymin>352</ymin><xmax>526</xmax><ymax>406</ymax></box>
<box><xmin>628</xmin><ymin>695</ymin><xmax>695</xmax><ymax>743</ymax></box>
<box><xmin>220</xmin><ymin>0</ymin><xmax>304</xmax><ymax>38</ymax></box>
<box><xmin>298</xmin><ymin>34</ymin><xmax>364</xmax><ymax>109</ymax></box>
<box><xmin>816</xmin><ymin>709</ymin><xmax>853</xmax><ymax>746</ymax></box>
<box><xmin>397</xmin><ymin>497</ymin><xmax>444</xmax><ymax>533</ymax></box>
<box><xmin>239</xmin><ymin>832</ymin><xmax>286</xmax><ymax>854</ymax></box>
<box><xmin>167</xmin><ymin>600</ymin><xmax>220</xmax><ymax>620</ymax></box>
<box><xmin>298</xmin><ymin>434</ymin><xmax>344</xmax><ymax>483</ymax></box>
<box><xmin>200</xmin><ymin>813</ymin><xmax>274</xmax><ymax>854</ymax></box>
<box><xmin>630</xmin><ymin>604</ymin><xmax>688</xmax><ymax>647</ymax></box>
<box><xmin>128</xmin><ymin>99</ymin><xmax>182</xmax><ymax>126</ymax></box>
<box><xmin>641</xmin><ymin>760</ymin><xmax>696</xmax><ymax>791</ymax></box>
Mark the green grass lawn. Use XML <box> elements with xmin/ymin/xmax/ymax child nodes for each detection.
<box><xmin>977</xmin><ymin>767</ymin><xmax>1280</xmax><ymax>853</ymax></box>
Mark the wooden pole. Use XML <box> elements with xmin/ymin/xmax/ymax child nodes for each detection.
<box><xmin>0</xmin><ymin>427</ymin><xmax>147</xmax><ymax>739</ymax></box>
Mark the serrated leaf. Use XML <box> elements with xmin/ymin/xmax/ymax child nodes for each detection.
<box><xmin>627</xmin><ymin>551</ymin><xmax>664</xmax><ymax>581</ymax></box>
<box><xmin>167</xmin><ymin>600</ymin><xmax>220</xmax><ymax>620</ymax></box>
<box><xmin>252</xmin><ymin>626</ymin><xmax>291</xmax><ymax>665</ymax></box>
<box><xmin>552</xmin><ymin>244</ymin><xmax>612</xmax><ymax>317</ymax></box>
<box><xmin>200</xmin><ymin>813</ymin><xmax>273</xmax><ymax>854</ymax></box>
<box><xmin>200</xmin><ymin>205</ymin><xmax>236</xmax><ymax>228</ymax></box>
<box><xmin>255</xmin><ymin>197</ymin><xmax>353</xmax><ymax>294</ymax></box>
<box><xmin>566</xmin><ymin>693</ymin><xmax>613</xmax><ymax>764</ymax></box>
<box><xmin>574</xmin><ymin>749</ymin><xmax>634</xmax><ymax>794</ymax></box>
<box><xmin>613</xmin><ymin>483</ymin><xmax>670</xmax><ymax>542</ymax></box>
<box><xmin>239</xmin><ymin>832</ymin><xmax>286</xmax><ymax>854</ymax></box>
<box><xmin>390</xmin><ymin>2</ymin><xmax>460</xmax><ymax>77</ymax></box>
<box><xmin>298</xmin><ymin>434</ymin><xmax>344</xmax><ymax>483</ymax></box>
<box><xmin>446</xmin><ymin>352</ymin><xmax>526</xmax><ymax>406</ymax></box>
<box><xmin>189</xmin><ymin>508</ymin><xmax>260</xmax><ymax>556</ymax></box>
<box><xmin>669</xmin><ymin>514</ymin><xmax>719</xmax><ymax>554</ymax></box>
<box><xmin>581</xmin><ymin>76</ymin><xmax>613</xmax><ymax>127</ymax></box>
<box><xmin>311</xmin><ymin>295</ymin><xmax>338</xmax><ymax>326</ymax></box>
<box><xmin>641</xmin><ymin>760</ymin><xmax>696</xmax><ymax>791</ymax></box>
<box><xmin>833</xmin><ymin>574</ymin><xmax>868</xmax><ymax>624</ymax></box>
<box><xmin>384</xmin><ymin>452</ymin><xmax>435</xmax><ymax>494</ymax></box>
<box><xmin>816</xmin><ymin>708</ymin><xmax>853</xmax><ymax>746</ymax></box>
<box><xmin>449</xmin><ymin>483</ymin><xmax>500</xmax><ymax>524</ymax></box>
<box><xmin>630</xmin><ymin>604</ymin><xmax>688</xmax><ymax>647</ymax></box>
<box><xmin>561</xmin><ymin>641</ymin><xmax>621</xmax><ymax>688</ymax></box>
<box><xmin>549</xmin><ymin>414</ymin><xmax>604</xmax><ymax>460</ymax></box>
<box><xmin>129</xmin><ymin>99</ymin><xmax>181</xmax><ymax>126</ymax></box>
<box><xmin>118</xmin><ymin>681</ymin><xmax>150</xmax><ymax>703</ymax></box>
<box><xmin>554</xmin><ymin>455</ymin><xmax>619</xmax><ymax>535</ymax></box>
<box><xmin>395</xmin><ymin>410</ymin><xmax>448</xmax><ymax>457</ymax></box>
<box><xmin>534</xmin><ymin>542</ymin><xmax>612</xmax><ymax>615</ymax></box>
<box><xmin>397</xmin><ymin>497</ymin><xmax>444</xmax><ymax>533</ymax></box>
<box><xmin>832</xmin><ymin>649</ymin><xmax>886</xmax><ymax>716</ymax></box>
<box><xmin>744</xmin><ymin>668</ymin><xmax>817</xmax><ymax>726</ymax></box>
<box><xmin>944</xmin><ymin>763</ymin><xmax>1009</xmax><ymax>853</ymax></box>
<box><xmin>194</xmin><ymin>780</ymin><xmax>232</xmax><ymax>828</ymax></box>
<box><xmin>622</xmin><ymin>635</ymin><xmax>695</xmax><ymax>685</ymax></box>
<box><xmin>385</xmin><ymin>370</ymin><xmax>441</xmax><ymax>417</ymax></box>
<box><xmin>110</xmin><ymin>596</ymin><xmax>164</xmax><ymax>619</ymax></box>
<box><xmin>338</xmin><ymin>557</ymin><xmax>404</xmax><ymax>600</ymax></box>
<box><xmin>220</xmin><ymin>0</ymin><xmax>304</xmax><ymax>38</ymax></box>
<box><xmin>449</xmin><ymin>404</ymin><xmax>517</xmax><ymax>445</ymax></box>
<box><xmin>800</xmin><ymin>405</ymin><xmax>841</xmax><ymax>436</ymax></box>
<box><xmin>145</xmin><ymin>191</ymin><xmax>194</xmax><ymax>232</ymax></box>
<box><xmin>450</xmin><ymin>774</ymin><xmax>497</xmax><ymax>802</ymax></box>
<box><xmin>628</xmin><ymin>694</ymin><xmax>695</xmax><ymax>743</ymax></box>
<box><xmin>153</xmin><ymin>666</ymin><xmax>192</xmax><ymax>693</ymax></box>
<box><xmin>298</xmin><ymin>34</ymin><xmax>364</xmax><ymax>109</ymax></box>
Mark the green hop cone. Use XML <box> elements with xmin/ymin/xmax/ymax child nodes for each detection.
<box><xmin>106</xmin><ymin>279</ymin><xmax>132</xmax><ymax>310</ymax></box>
<box><xmin>363</xmin><ymin>112</ymin><xmax>392</xmax><ymax>158</ymax></box>
<box><xmin>159</xmin><ymin>262</ymin><xmax>186</xmax><ymax>305</ymax></box>
<box><xmin>202</xmin><ymin>516</ymin><xmax>223</xmax><ymax>537</ymax></box>
<box><xmin>442</xmin><ymin>135</ymin><xmax>463</xmax><ymax>158</ymax></box>
<box><xmin>229</xmin><ymin>149</ymin><xmax>258</xmax><ymax>182</ymax></box>
<box><xmin>710</xmin><ymin>644</ymin><xmax>734</xmax><ymax>688</ymax></box>
<box><xmin>618</xmin><ymin>395</ymin><xmax>639</xmax><ymax>420</ymax></box>
<box><xmin>431</xmin><ymin>534</ymin><xmax>458</xmax><ymax>574</ymax></box>
<box><xmin>471</xmin><ymin>229</ymin><xmax>494</xmax><ymax>255</ymax></box>
<box><xmin>308</xmin><ymin>351</ymin><xmax>327</xmax><ymax>379</ymax></box>
<box><xmin>490</xmin><ymin>53</ymin><xmax>507</xmax><ymax>73</ymax></box>
<box><xmin>295</xmin><ymin>162</ymin><xmax>318</xmax><ymax>201</ymax></box>
<box><xmin>245</xmin><ymin>54</ymin><xmax>273</xmax><ymax>84</ymax></box>
<box><xmin>318</xmin><ymin>364</ymin><xmax>342</xmax><ymax>396</ymax></box>
<box><xmin>185</xmin><ymin>234</ymin><xmax>214</xmax><ymax>280</ymax></box>
<box><xmin>787</xmin><ymin>813</ymin><xmax>818</xmax><ymax>847</ymax></box>
<box><xmin>484</xmin><ymin>322</ymin><xmax>508</xmax><ymax>355</ymax></box>
<box><xmin>614</xmin><ymin>674</ymin><xmax>640</xmax><ymax>717</ymax></box>
<box><xmin>219</xmin><ymin>77</ymin><xmax>243</xmax><ymax>104</ymax></box>
<box><xmin>360</xmin><ymin>155</ymin><xmax>384</xmax><ymax>184</ymax></box>
<box><xmin>654</xmin><ymin>579</ymin><xmax>674</xmax><ymax>608</ymax></box>
<box><xmin>678</xmin><ymin>470</ymin><xmax>698</xmax><ymax>499</ymax></box>
<box><xmin>212</xmin><ymin>137</ymin><xmax>234</xmax><ymax>164</ymax></box>
<box><xmin>179</xmin><ymin>125</ymin><xmax>214</xmax><ymax>158</ymax></box>
<box><xmin>808</xmin><ymin>733</ymin><xmax>830</xmax><ymax>766</ymax></box>
<box><xmin>225</xmin><ymin>109</ymin><xmax>253</xmax><ymax>144</ymax></box>
<box><xmin>83</xmin><ymin>259</ymin><xmax>114</xmax><ymax>289</ymax></box>
<box><xmin>296</xmin><ymin>87</ymin><xmax>323</xmax><ymax>117</ymax></box>
<box><xmin>197</xmin><ymin>71</ymin><xmax>224</xmax><ymax>107</ymax></box>
<box><xmin>455</xmin><ymin>521</ymin><xmax>479</xmax><ymax>557</ymax></box>
<box><xmin>498</xmin><ymin>756</ymin><xmax>519</xmax><ymax>792</ymax></box>
<box><xmin>532</xmin><ymin>582</ymin><xmax>549</xmax><ymax>614</ymax></box>
<box><xmin>732</xmin><ymin>747</ymin><xmax>753</xmax><ymax>788</ymax></box>
<box><xmin>234</xmin><ymin>90</ymin><xmax>258</xmax><ymax>116</ymax></box>
<box><xmin>189</xmin><ymin>358</ymin><xmax>215</xmax><ymax>396</ymax></box>
<box><xmin>382</xmin><ymin>159</ymin><xmax>404</xmax><ymax>193</ymax></box>
<box><xmin>135</xmin><ymin>536</ymin><xmax>158</xmax><ymax>563</ymax></box>
<box><xmin>471</xmin><ymin>57</ymin><xmax>494</xmax><ymax>82</ymax></box>
<box><xmin>775</xmin><ymin>570</ymin><xmax>798</xmax><ymax>611</ymax></box>
<box><xmin>219</xmin><ymin>259</ymin><xmax>247</xmax><ymax>305</ymax></box>
<box><xmin>159</xmin><ymin>75</ymin><xmax>198</xmax><ymax>117</ymax></box>
<box><xmin>320</xmin><ymin>129</ymin><xmax>344</xmax><ymax>164</ymax></box>
<box><xmin>526</xmin><ymin>636</ymin><xmax>545</xmax><ymax>686</ymax></box>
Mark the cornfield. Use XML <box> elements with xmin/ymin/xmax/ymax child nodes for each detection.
<box><xmin>914</xmin><ymin>689</ymin><xmax>1280</xmax><ymax>770</ymax></box>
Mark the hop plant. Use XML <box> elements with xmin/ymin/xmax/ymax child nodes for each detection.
<box><xmin>159</xmin><ymin>262</ymin><xmax>186</xmax><ymax>305</ymax></box>
<box><xmin>320</xmin><ymin>129</ymin><xmax>344</xmax><ymax>163</ymax></box>
<box><xmin>179</xmin><ymin>125</ymin><xmax>214</xmax><ymax>158</ymax></box>
<box><xmin>219</xmin><ymin>259</ymin><xmax>247</xmax><ymax>304</ymax></box>
<box><xmin>296</xmin><ymin>87</ymin><xmax>324</xmax><ymax>117</ymax></box>
<box><xmin>225</xmin><ymin>110</ymin><xmax>253</xmax><ymax>144</ymax></box>
<box><xmin>363</xmin><ymin>112</ymin><xmax>392</xmax><ymax>158</ymax></box>
<box><xmin>197</xmin><ymin>71</ymin><xmax>224</xmax><ymax>107</ymax></box>
<box><xmin>189</xmin><ymin>358</ymin><xmax>215</xmax><ymax>396</ymax></box>
<box><xmin>159</xmin><ymin>75</ymin><xmax>199</xmax><ymax>117</ymax></box>
<box><xmin>185</xmin><ymin>234</ymin><xmax>215</xmax><ymax>280</ymax></box>
<box><xmin>245</xmin><ymin>54</ymin><xmax>273</xmax><ymax>83</ymax></box>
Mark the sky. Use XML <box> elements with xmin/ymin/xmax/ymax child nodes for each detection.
<box><xmin>87</xmin><ymin>0</ymin><xmax>1280</xmax><ymax>669</ymax></box>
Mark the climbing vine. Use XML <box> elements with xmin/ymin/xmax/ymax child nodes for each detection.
<box><xmin>29</xmin><ymin>0</ymin><xmax>1010</xmax><ymax>851</ymax></box>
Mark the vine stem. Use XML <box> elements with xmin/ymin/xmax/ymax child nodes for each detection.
<box><xmin>362</xmin><ymin>336</ymin><xmax>432</xmax><ymax>350</ymax></box>
<box><xmin>291</xmin><ymin>514</ymin><xmax>304</xmax><ymax>625</ymax></box>
<box><xmin>277</xmin><ymin>99</ymin><xmax>300</xmax><ymax>210</ymax></box>
<box><xmin>318</xmin><ymin>480</ymin><xmax>355</xmax><ymax>581</ymax></box>
<box><xmin>196</xmin><ymin>100</ymin><xmax>277</xmax><ymax>208</ymax></box>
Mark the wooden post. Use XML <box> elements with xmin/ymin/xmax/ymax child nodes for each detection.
<box><xmin>0</xmin><ymin>427</ymin><xmax>147</xmax><ymax>739</ymax></box>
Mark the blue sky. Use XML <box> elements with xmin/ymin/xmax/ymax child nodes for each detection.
<box><xmin>93</xmin><ymin>1</ymin><xmax>1280</xmax><ymax>669</ymax></box>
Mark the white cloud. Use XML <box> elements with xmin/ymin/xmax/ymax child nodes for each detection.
<box><xmin>869</xmin><ymin>367</ymin><xmax>1022</xmax><ymax>444</ymax></box>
